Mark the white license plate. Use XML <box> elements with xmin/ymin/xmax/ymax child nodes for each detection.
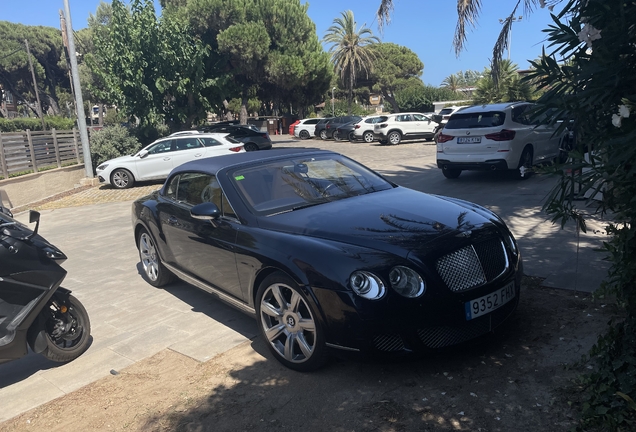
<box><xmin>464</xmin><ymin>282</ymin><xmax>515</xmax><ymax>320</ymax></box>
<box><xmin>457</xmin><ymin>136</ymin><xmax>482</xmax><ymax>144</ymax></box>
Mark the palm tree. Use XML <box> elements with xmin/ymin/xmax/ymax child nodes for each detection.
<box><xmin>441</xmin><ymin>74</ymin><xmax>460</xmax><ymax>92</ymax></box>
<box><xmin>473</xmin><ymin>59</ymin><xmax>534</xmax><ymax>104</ymax></box>
<box><xmin>323</xmin><ymin>10</ymin><xmax>379</xmax><ymax>114</ymax></box>
<box><xmin>377</xmin><ymin>0</ymin><xmax>543</xmax><ymax>86</ymax></box>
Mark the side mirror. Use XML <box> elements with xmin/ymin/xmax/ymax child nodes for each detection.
<box><xmin>190</xmin><ymin>202</ymin><xmax>221</xmax><ymax>221</ymax></box>
<box><xmin>0</xmin><ymin>206</ymin><xmax>12</xmax><ymax>218</ymax></box>
<box><xmin>138</xmin><ymin>149</ymin><xmax>149</xmax><ymax>159</ymax></box>
<box><xmin>27</xmin><ymin>210</ymin><xmax>40</xmax><ymax>240</ymax></box>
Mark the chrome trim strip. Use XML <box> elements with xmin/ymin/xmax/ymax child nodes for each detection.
<box><xmin>163</xmin><ymin>262</ymin><xmax>256</xmax><ymax>316</ymax></box>
<box><xmin>326</xmin><ymin>343</ymin><xmax>360</xmax><ymax>352</ymax></box>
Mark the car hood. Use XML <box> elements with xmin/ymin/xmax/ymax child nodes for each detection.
<box><xmin>101</xmin><ymin>154</ymin><xmax>138</xmax><ymax>166</ymax></box>
<box><xmin>257</xmin><ymin>187</ymin><xmax>501</xmax><ymax>259</ymax></box>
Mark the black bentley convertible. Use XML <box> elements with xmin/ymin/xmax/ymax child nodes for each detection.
<box><xmin>132</xmin><ymin>148</ymin><xmax>523</xmax><ymax>371</ymax></box>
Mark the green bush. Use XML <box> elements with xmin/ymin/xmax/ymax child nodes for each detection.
<box><xmin>130</xmin><ymin>123</ymin><xmax>170</xmax><ymax>146</ymax></box>
<box><xmin>0</xmin><ymin>116</ymin><xmax>75</xmax><ymax>132</ymax></box>
<box><xmin>89</xmin><ymin>125</ymin><xmax>141</xmax><ymax>171</ymax></box>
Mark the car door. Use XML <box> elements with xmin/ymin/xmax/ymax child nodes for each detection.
<box><xmin>159</xmin><ymin>172</ymin><xmax>244</xmax><ymax>300</ymax></box>
<box><xmin>396</xmin><ymin>114</ymin><xmax>414</xmax><ymax>136</ymax></box>
<box><xmin>412</xmin><ymin>114</ymin><xmax>436</xmax><ymax>137</ymax></box>
<box><xmin>135</xmin><ymin>139</ymin><xmax>175</xmax><ymax>180</ymax></box>
<box><xmin>169</xmin><ymin>137</ymin><xmax>206</xmax><ymax>170</ymax></box>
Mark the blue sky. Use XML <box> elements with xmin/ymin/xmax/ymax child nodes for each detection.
<box><xmin>1</xmin><ymin>0</ymin><xmax>559</xmax><ymax>86</ymax></box>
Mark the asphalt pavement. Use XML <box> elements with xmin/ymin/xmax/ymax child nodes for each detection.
<box><xmin>0</xmin><ymin>134</ymin><xmax>611</xmax><ymax>422</ymax></box>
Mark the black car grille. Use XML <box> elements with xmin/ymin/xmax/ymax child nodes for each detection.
<box><xmin>373</xmin><ymin>333</ymin><xmax>405</xmax><ymax>352</ymax></box>
<box><xmin>417</xmin><ymin>319</ymin><xmax>491</xmax><ymax>349</ymax></box>
<box><xmin>436</xmin><ymin>238</ymin><xmax>508</xmax><ymax>292</ymax></box>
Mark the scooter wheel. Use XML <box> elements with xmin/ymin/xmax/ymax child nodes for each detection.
<box><xmin>39</xmin><ymin>295</ymin><xmax>91</xmax><ymax>363</ymax></box>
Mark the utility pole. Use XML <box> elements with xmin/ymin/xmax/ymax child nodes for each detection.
<box><xmin>24</xmin><ymin>39</ymin><xmax>47</xmax><ymax>130</ymax></box>
<box><xmin>59</xmin><ymin>11</ymin><xmax>77</xmax><ymax>115</ymax></box>
<box><xmin>63</xmin><ymin>0</ymin><xmax>93</xmax><ymax>178</ymax></box>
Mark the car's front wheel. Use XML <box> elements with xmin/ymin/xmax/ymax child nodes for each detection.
<box><xmin>388</xmin><ymin>131</ymin><xmax>402</xmax><ymax>145</ymax></box>
<box><xmin>333</xmin><ymin>131</ymin><xmax>341</xmax><ymax>141</ymax></box>
<box><xmin>348</xmin><ymin>132</ymin><xmax>356</xmax><ymax>142</ymax></box>
<box><xmin>363</xmin><ymin>131</ymin><xmax>374</xmax><ymax>143</ymax></box>
<box><xmin>137</xmin><ymin>228</ymin><xmax>175</xmax><ymax>287</ymax></box>
<box><xmin>319</xmin><ymin>130</ymin><xmax>328</xmax><ymax>140</ymax></box>
<box><xmin>111</xmin><ymin>168</ymin><xmax>135</xmax><ymax>189</ymax></box>
<box><xmin>256</xmin><ymin>272</ymin><xmax>327</xmax><ymax>372</ymax></box>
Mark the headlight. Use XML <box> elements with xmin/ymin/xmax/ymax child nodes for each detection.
<box><xmin>503</xmin><ymin>232</ymin><xmax>518</xmax><ymax>255</ymax></box>
<box><xmin>96</xmin><ymin>164</ymin><xmax>108</xmax><ymax>171</ymax></box>
<box><xmin>389</xmin><ymin>266</ymin><xmax>425</xmax><ymax>298</ymax></box>
<box><xmin>349</xmin><ymin>271</ymin><xmax>385</xmax><ymax>300</ymax></box>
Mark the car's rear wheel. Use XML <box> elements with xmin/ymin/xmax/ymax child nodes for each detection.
<box><xmin>388</xmin><ymin>131</ymin><xmax>402</xmax><ymax>145</ymax></box>
<box><xmin>137</xmin><ymin>228</ymin><xmax>175</xmax><ymax>287</ymax></box>
<box><xmin>442</xmin><ymin>168</ymin><xmax>462</xmax><ymax>179</ymax></box>
<box><xmin>320</xmin><ymin>130</ymin><xmax>328</xmax><ymax>140</ymax></box>
<box><xmin>517</xmin><ymin>147</ymin><xmax>534</xmax><ymax>179</ymax></box>
<box><xmin>244</xmin><ymin>143</ymin><xmax>259</xmax><ymax>152</ymax></box>
<box><xmin>333</xmin><ymin>131</ymin><xmax>341</xmax><ymax>141</ymax></box>
<box><xmin>256</xmin><ymin>272</ymin><xmax>327</xmax><ymax>372</ymax></box>
<box><xmin>348</xmin><ymin>132</ymin><xmax>356</xmax><ymax>142</ymax></box>
<box><xmin>111</xmin><ymin>168</ymin><xmax>135</xmax><ymax>189</ymax></box>
<box><xmin>299</xmin><ymin>130</ymin><xmax>310</xmax><ymax>139</ymax></box>
<box><xmin>363</xmin><ymin>131</ymin><xmax>374</xmax><ymax>143</ymax></box>
<box><xmin>379</xmin><ymin>139</ymin><xmax>388</xmax><ymax>145</ymax></box>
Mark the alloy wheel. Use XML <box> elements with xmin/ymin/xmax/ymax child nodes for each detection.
<box><xmin>139</xmin><ymin>232</ymin><xmax>159</xmax><ymax>281</ymax></box>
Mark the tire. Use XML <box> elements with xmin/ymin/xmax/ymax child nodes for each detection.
<box><xmin>332</xmin><ymin>131</ymin><xmax>340</xmax><ymax>141</ymax></box>
<box><xmin>442</xmin><ymin>168</ymin><xmax>462</xmax><ymax>179</ymax></box>
<box><xmin>363</xmin><ymin>131</ymin><xmax>374</xmax><ymax>143</ymax></box>
<box><xmin>137</xmin><ymin>228</ymin><xmax>175</xmax><ymax>287</ymax></box>
<box><xmin>244</xmin><ymin>143</ymin><xmax>259</xmax><ymax>152</ymax></box>
<box><xmin>348</xmin><ymin>132</ymin><xmax>356</xmax><ymax>142</ymax></box>
<box><xmin>299</xmin><ymin>130</ymin><xmax>310</xmax><ymax>139</ymax></box>
<box><xmin>558</xmin><ymin>136</ymin><xmax>573</xmax><ymax>164</ymax></box>
<box><xmin>388</xmin><ymin>131</ymin><xmax>402</xmax><ymax>145</ymax></box>
<box><xmin>111</xmin><ymin>168</ymin><xmax>135</xmax><ymax>189</ymax></box>
<box><xmin>256</xmin><ymin>272</ymin><xmax>327</xmax><ymax>372</ymax></box>
<box><xmin>379</xmin><ymin>139</ymin><xmax>388</xmax><ymax>145</ymax></box>
<box><xmin>517</xmin><ymin>147</ymin><xmax>534</xmax><ymax>179</ymax></box>
<box><xmin>319</xmin><ymin>130</ymin><xmax>327</xmax><ymax>140</ymax></box>
<box><xmin>38</xmin><ymin>294</ymin><xmax>91</xmax><ymax>363</ymax></box>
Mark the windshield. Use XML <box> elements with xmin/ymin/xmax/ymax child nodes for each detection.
<box><xmin>445</xmin><ymin>111</ymin><xmax>506</xmax><ymax>129</ymax></box>
<box><xmin>229</xmin><ymin>154</ymin><xmax>393</xmax><ymax>215</ymax></box>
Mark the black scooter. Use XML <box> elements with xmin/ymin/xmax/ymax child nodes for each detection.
<box><xmin>0</xmin><ymin>205</ymin><xmax>91</xmax><ymax>365</ymax></box>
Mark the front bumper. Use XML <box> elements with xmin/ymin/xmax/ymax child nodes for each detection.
<box><xmin>314</xmin><ymin>259</ymin><xmax>523</xmax><ymax>357</ymax></box>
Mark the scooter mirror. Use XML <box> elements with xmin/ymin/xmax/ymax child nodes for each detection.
<box><xmin>29</xmin><ymin>210</ymin><xmax>40</xmax><ymax>224</ymax></box>
<box><xmin>27</xmin><ymin>210</ymin><xmax>40</xmax><ymax>240</ymax></box>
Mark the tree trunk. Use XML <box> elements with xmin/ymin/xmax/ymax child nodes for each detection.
<box><xmin>240</xmin><ymin>90</ymin><xmax>248</xmax><ymax>125</ymax></box>
<box><xmin>382</xmin><ymin>89</ymin><xmax>400</xmax><ymax>113</ymax></box>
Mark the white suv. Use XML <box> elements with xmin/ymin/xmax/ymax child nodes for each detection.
<box><xmin>373</xmin><ymin>112</ymin><xmax>437</xmax><ymax>145</ymax></box>
<box><xmin>352</xmin><ymin>115</ymin><xmax>388</xmax><ymax>142</ymax></box>
<box><xmin>436</xmin><ymin>102</ymin><xmax>568</xmax><ymax>179</ymax></box>
<box><xmin>293</xmin><ymin>118</ymin><xmax>323</xmax><ymax>139</ymax></box>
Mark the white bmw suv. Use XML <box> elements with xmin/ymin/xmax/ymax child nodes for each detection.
<box><xmin>436</xmin><ymin>102</ymin><xmax>569</xmax><ymax>179</ymax></box>
<box><xmin>373</xmin><ymin>112</ymin><xmax>437</xmax><ymax>145</ymax></box>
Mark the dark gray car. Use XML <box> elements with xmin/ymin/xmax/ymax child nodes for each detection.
<box><xmin>201</xmin><ymin>125</ymin><xmax>272</xmax><ymax>151</ymax></box>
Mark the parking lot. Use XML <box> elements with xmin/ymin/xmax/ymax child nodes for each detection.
<box><xmin>0</xmin><ymin>135</ymin><xmax>611</xmax><ymax>422</ymax></box>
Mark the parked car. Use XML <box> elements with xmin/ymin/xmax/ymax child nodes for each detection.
<box><xmin>352</xmin><ymin>116</ymin><xmax>389</xmax><ymax>142</ymax></box>
<box><xmin>432</xmin><ymin>106</ymin><xmax>469</xmax><ymax>124</ymax></box>
<box><xmin>334</xmin><ymin>120</ymin><xmax>360</xmax><ymax>141</ymax></box>
<box><xmin>323</xmin><ymin>115</ymin><xmax>363</xmax><ymax>140</ymax></box>
<box><xmin>436</xmin><ymin>102</ymin><xmax>569</xmax><ymax>179</ymax></box>
<box><xmin>200</xmin><ymin>125</ymin><xmax>272</xmax><ymax>152</ymax></box>
<box><xmin>288</xmin><ymin>120</ymin><xmax>300</xmax><ymax>135</ymax></box>
<box><xmin>132</xmin><ymin>148</ymin><xmax>522</xmax><ymax>371</ymax></box>
<box><xmin>374</xmin><ymin>112</ymin><xmax>437</xmax><ymax>145</ymax></box>
<box><xmin>311</xmin><ymin>117</ymin><xmax>334</xmax><ymax>140</ymax></box>
<box><xmin>96</xmin><ymin>133</ymin><xmax>244</xmax><ymax>189</ymax></box>
<box><xmin>293</xmin><ymin>118</ymin><xmax>324</xmax><ymax>139</ymax></box>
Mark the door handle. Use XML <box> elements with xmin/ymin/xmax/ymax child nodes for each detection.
<box><xmin>194</xmin><ymin>153</ymin><xmax>202</xmax><ymax>157</ymax></box>
<box><xmin>168</xmin><ymin>216</ymin><xmax>179</xmax><ymax>225</ymax></box>
<box><xmin>163</xmin><ymin>157</ymin><xmax>171</xmax><ymax>161</ymax></box>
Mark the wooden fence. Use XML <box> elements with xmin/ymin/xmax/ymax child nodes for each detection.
<box><xmin>0</xmin><ymin>129</ymin><xmax>83</xmax><ymax>179</ymax></box>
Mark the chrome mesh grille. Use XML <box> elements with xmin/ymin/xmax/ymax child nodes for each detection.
<box><xmin>436</xmin><ymin>239</ymin><xmax>508</xmax><ymax>292</ymax></box>
<box><xmin>373</xmin><ymin>334</ymin><xmax>405</xmax><ymax>352</ymax></box>
<box><xmin>436</xmin><ymin>245</ymin><xmax>486</xmax><ymax>291</ymax></box>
